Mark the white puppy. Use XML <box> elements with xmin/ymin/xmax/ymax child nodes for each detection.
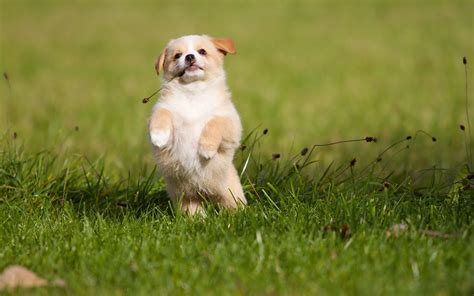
<box><xmin>149</xmin><ymin>35</ymin><xmax>246</xmax><ymax>215</ymax></box>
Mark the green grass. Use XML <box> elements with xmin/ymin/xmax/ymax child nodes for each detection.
<box><xmin>1</xmin><ymin>0</ymin><xmax>473</xmax><ymax>295</ymax></box>
<box><xmin>1</xmin><ymin>144</ymin><xmax>472</xmax><ymax>295</ymax></box>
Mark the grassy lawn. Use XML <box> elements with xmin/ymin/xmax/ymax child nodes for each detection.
<box><xmin>1</xmin><ymin>0</ymin><xmax>473</xmax><ymax>294</ymax></box>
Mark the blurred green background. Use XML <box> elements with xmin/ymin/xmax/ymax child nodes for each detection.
<box><xmin>1</xmin><ymin>0</ymin><xmax>473</xmax><ymax>173</ymax></box>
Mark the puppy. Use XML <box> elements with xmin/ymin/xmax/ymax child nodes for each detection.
<box><xmin>149</xmin><ymin>35</ymin><xmax>246</xmax><ymax>215</ymax></box>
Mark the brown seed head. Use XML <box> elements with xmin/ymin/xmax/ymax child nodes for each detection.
<box><xmin>300</xmin><ymin>147</ymin><xmax>309</xmax><ymax>156</ymax></box>
<box><xmin>340</xmin><ymin>224</ymin><xmax>351</xmax><ymax>239</ymax></box>
<box><xmin>350</xmin><ymin>158</ymin><xmax>357</xmax><ymax>166</ymax></box>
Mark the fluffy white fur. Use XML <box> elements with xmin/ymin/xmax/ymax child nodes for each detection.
<box><xmin>149</xmin><ymin>35</ymin><xmax>246</xmax><ymax>215</ymax></box>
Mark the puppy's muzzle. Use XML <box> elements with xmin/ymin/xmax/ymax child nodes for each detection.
<box><xmin>177</xmin><ymin>54</ymin><xmax>201</xmax><ymax>78</ymax></box>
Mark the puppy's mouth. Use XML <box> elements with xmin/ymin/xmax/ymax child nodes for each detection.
<box><xmin>178</xmin><ymin>64</ymin><xmax>203</xmax><ymax>77</ymax></box>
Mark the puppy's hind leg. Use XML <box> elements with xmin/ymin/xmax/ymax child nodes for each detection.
<box><xmin>171</xmin><ymin>193</ymin><xmax>206</xmax><ymax>216</ymax></box>
<box><xmin>180</xmin><ymin>197</ymin><xmax>206</xmax><ymax>216</ymax></box>
<box><xmin>217</xmin><ymin>166</ymin><xmax>247</xmax><ymax>209</ymax></box>
<box><xmin>165</xmin><ymin>178</ymin><xmax>206</xmax><ymax>216</ymax></box>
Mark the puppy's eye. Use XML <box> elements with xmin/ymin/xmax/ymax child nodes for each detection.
<box><xmin>174</xmin><ymin>53</ymin><xmax>182</xmax><ymax>60</ymax></box>
<box><xmin>197</xmin><ymin>49</ymin><xmax>207</xmax><ymax>55</ymax></box>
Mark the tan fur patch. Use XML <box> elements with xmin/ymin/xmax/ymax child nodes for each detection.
<box><xmin>150</xmin><ymin>108</ymin><xmax>172</xmax><ymax>131</ymax></box>
<box><xmin>199</xmin><ymin>116</ymin><xmax>234</xmax><ymax>153</ymax></box>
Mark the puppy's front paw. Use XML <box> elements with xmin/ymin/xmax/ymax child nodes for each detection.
<box><xmin>198</xmin><ymin>141</ymin><xmax>218</xmax><ymax>160</ymax></box>
<box><xmin>150</xmin><ymin>129</ymin><xmax>171</xmax><ymax>148</ymax></box>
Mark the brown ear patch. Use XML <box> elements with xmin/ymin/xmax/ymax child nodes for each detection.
<box><xmin>155</xmin><ymin>49</ymin><xmax>166</xmax><ymax>76</ymax></box>
<box><xmin>211</xmin><ymin>38</ymin><xmax>236</xmax><ymax>55</ymax></box>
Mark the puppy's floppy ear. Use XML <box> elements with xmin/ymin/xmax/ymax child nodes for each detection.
<box><xmin>155</xmin><ymin>49</ymin><xmax>166</xmax><ymax>76</ymax></box>
<box><xmin>211</xmin><ymin>38</ymin><xmax>236</xmax><ymax>56</ymax></box>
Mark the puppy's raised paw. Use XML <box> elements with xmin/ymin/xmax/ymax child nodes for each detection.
<box><xmin>150</xmin><ymin>129</ymin><xmax>171</xmax><ymax>148</ymax></box>
<box><xmin>198</xmin><ymin>142</ymin><xmax>218</xmax><ymax>160</ymax></box>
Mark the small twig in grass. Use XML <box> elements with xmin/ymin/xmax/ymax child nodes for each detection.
<box><xmin>245</xmin><ymin>174</ymin><xmax>262</xmax><ymax>203</ymax></box>
<box><xmin>356</xmin><ymin>130</ymin><xmax>437</xmax><ymax>180</ymax></box>
<box><xmin>315</xmin><ymin>161</ymin><xmax>334</xmax><ymax>188</ymax></box>
<box><xmin>378</xmin><ymin>145</ymin><xmax>410</xmax><ymax>174</ymax></box>
<box><xmin>332</xmin><ymin>162</ymin><xmax>351</xmax><ymax>181</ymax></box>
<box><xmin>356</xmin><ymin>136</ymin><xmax>410</xmax><ymax>179</ymax></box>
<box><xmin>413</xmin><ymin>130</ymin><xmax>437</xmax><ymax>142</ymax></box>
<box><xmin>313</xmin><ymin>136</ymin><xmax>376</xmax><ymax>148</ymax></box>
<box><xmin>325</xmin><ymin>159</ymin><xmax>356</xmax><ymax>186</ymax></box>
<box><xmin>462</xmin><ymin>56</ymin><xmax>472</xmax><ymax>169</ymax></box>
<box><xmin>299</xmin><ymin>136</ymin><xmax>376</xmax><ymax>170</ymax></box>
<box><xmin>238</xmin><ymin>127</ymin><xmax>268</xmax><ymax>177</ymax></box>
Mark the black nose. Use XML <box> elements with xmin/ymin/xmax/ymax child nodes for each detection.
<box><xmin>185</xmin><ymin>54</ymin><xmax>195</xmax><ymax>62</ymax></box>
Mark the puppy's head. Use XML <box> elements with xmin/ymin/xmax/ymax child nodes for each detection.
<box><xmin>155</xmin><ymin>35</ymin><xmax>236</xmax><ymax>83</ymax></box>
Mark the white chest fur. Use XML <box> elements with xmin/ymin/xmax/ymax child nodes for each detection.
<box><xmin>152</xmin><ymin>79</ymin><xmax>239</xmax><ymax>176</ymax></box>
